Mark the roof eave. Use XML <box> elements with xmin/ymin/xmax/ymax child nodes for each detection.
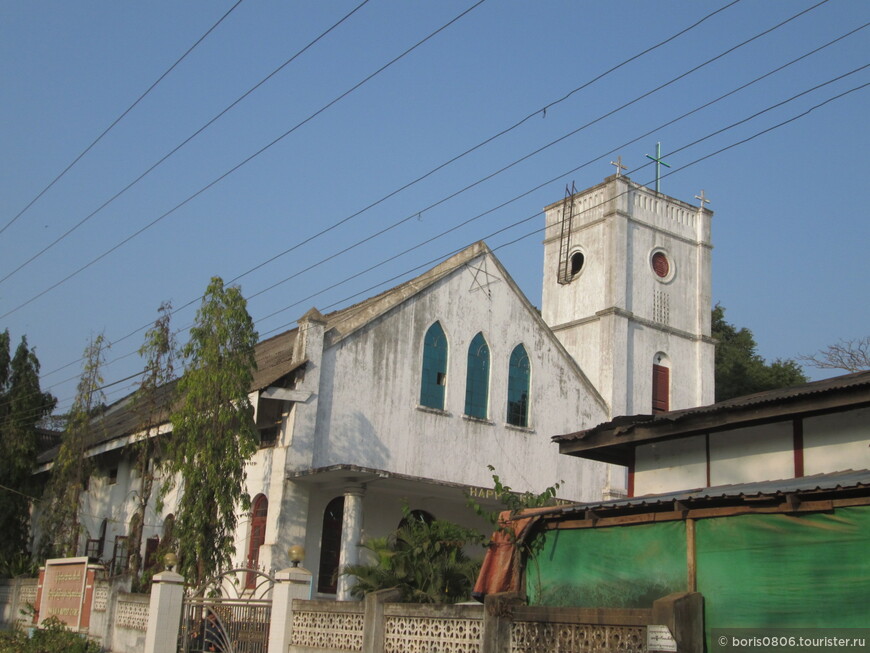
<box><xmin>556</xmin><ymin>379</ymin><xmax>870</xmax><ymax>461</ymax></box>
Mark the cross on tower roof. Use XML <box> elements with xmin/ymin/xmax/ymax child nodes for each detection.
<box><xmin>695</xmin><ymin>189</ymin><xmax>711</xmax><ymax>208</ymax></box>
<box><xmin>609</xmin><ymin>156</ymin><xmax>628</xmax><ymax>177</ymax></box>
<box><xmin>645</xmin><ymin>142</ymin><xmax>671</xmax><ymax>193</ymax></box>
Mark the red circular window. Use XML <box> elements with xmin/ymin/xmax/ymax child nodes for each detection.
<box><xmin>652</xmin><ymin>252</ymin><xmax>670</xmax><ymax>278</ymax></box>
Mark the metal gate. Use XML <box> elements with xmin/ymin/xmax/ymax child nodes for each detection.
<box><xmin>178</xmin><ymin>568</ymin><xmax>275</xmax><ymax>653</ymax></box>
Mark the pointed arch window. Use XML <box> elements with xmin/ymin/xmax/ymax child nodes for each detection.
<box><xmin>464</xmin><ymin>332</ymin><xmax>490</xmax><ymax>419</ymax></box>
<box><xmin>507</xmin><ymin>344</ymin><xmax>531</xmax><ymax>427</ymax></box>
<box><xmin>246</xmin><ymin>494</ymin><xmax>268</xmax><ymax>588</ymax></box>
<box><xmin>317</xmin><ymin>497</ymin><xmax>345</xmax><ymax>594</ymax></box>
<box><xmin>420</xmin><ymin>321</ymin><xmax>448</xmax><ymax>410</ymax></box>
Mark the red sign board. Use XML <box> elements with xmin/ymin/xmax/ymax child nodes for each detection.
<box><xmin>35</xmin><ymin>557</ymin><xmax>97</xmax><ymax>631</ymax></box>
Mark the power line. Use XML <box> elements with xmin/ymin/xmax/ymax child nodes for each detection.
<box><xmin>3</xmin><ymin>0</ymin><xmax>739</xmax><ymax>292</ymax></box>
<box><xmin>0</xmin><ymin>0</ymin><xmax>488</xmax><ymax>321</ymax></box>
<box><xmin>491</xmin><ymin>81</ymin><xmax>870</xmax><ymax>257</ymax></box>
<box><xmin>19</xmin><ymin>0</ymin><xmax>813</xmax><ymax>373</ymax></box>
<box><xmin>32</xmin><ymin>12</ymin><xmax>865</xmax><ymax>405</ymax></box>
<box><xmin>0</xmin><ymin>0</ymin><xmax>246</xmax><ymax>237</ymax></box>
<box><xmin>0</xmin><ymin>0</ymin><xmax>372</xmax><ymax>286</ymax></box>
<box><xmin>21</xmin><ymin>58</ymin><xmax>865</xmax><ymax>427</ymax></box>
<box><xmin>218</xmin><ymin>0</ymin><xmax>746</xmax><ymax>288</ymax></box>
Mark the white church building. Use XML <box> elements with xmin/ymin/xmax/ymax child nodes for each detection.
<box><xmin>35</xmin><ymin>173</ymin><xmax>715</xmax><ymax>599</ymax></box>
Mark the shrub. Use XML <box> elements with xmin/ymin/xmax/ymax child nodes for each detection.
<box><xmin>0</xmin><ymin>617</ymin><xmax>102</xmax><ymax>653</ymax></box>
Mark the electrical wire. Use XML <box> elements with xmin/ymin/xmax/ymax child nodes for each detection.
<box><xmin>44</xmin><ymin>66</ymin><xmax>870</xmax><ymax>421</ymax></box>
<box><xmin>0</xmin><ymin>0</ymin><xmax>372</xmax><ymax>286</ymax></box>
<box><xmin>9</xmin><ymin>36</ymin><xmax>867</xmax><ymax>422</ymax></box>
<box><xmin>0</xmin><ymin>0</ymin><xmax>488</xmax><ymax>318</ymax></box>
<box><xmin>0</xmin><ymin>0</ymin><xmax>246</xmax><ymax>237</ymax></box>
<box><xmin>23</xmin><ymin>0</ymin><xmax>835</xmax><ymax>388</ymax></box>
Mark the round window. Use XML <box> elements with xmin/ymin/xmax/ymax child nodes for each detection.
<box><xmin>570</xmin><ymin>251</ymin><xmax>585</xmax><ymax>276</ymax></box>
<box><xmin>652</xmin><ymin>251</ymin><xmax>670</xmax><ymax>278</ymax></box>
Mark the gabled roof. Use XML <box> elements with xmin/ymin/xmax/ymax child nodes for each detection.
<box><xmin>248</xmin><ymin>242</ymin><xmax>492</xmax><ymax>390</ymax></box>
<box><xmin>40</xmin><ymin>241</ymin><xmax>606</xmax><ymax>462</ymax></box>
<box><xmin>554</xmin><ymin>370</ymin><xmax>870</xmax><ymax>464</ymax></box>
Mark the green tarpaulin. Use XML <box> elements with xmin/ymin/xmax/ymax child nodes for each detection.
<box><xmin>528</xmin><ymin>506</ymin><xmax>870</xmax><ymax>633</ymax></box>
<box><xmin>696</xmin><ymin>507</ymin><xmax>870</xmax><ymax>628</ymax></box>
<box><xmin>529</xmin><ymin>520</ymin><xmax>687</xmax><ymax>608</ymax></box>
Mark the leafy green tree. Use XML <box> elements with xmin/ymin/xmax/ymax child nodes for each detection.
<box><xmin>712</xmin><ymin>304</ymin><xmax>807</xmax><ymax>402</ymax></box>
<box><xmin>128</xmin><ymin>302</ymin><xmax>177</xmax><ymax>584</ymax></box>
<box><xmin>343</xmin><ymin>506</ymin><xmax>484</xmax><ymax>603</ymax></box>
<box><xmin>0</xmin><ymin>332</ymin><xmax>56</xmax><ymax>565</ymax></box>
<box><xmin>165</xmin><ymin>277</ymin><xmax>258</xmax><ymax>585</ymax></box>
<box><xmin>40</xmin><ymin>334</ymin><xmax>107</xmax><ymax>558</ymax></box>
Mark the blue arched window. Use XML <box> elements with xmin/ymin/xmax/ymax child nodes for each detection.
<box><xmin>464</xmin><ymin>332</ymin><xmax>490</xmax><ymax>419</ymax></box>
<box><xmin>420</xmin><ymin>322</ymin><xmax>448</xmax><ymax>410</ymax></box>
<box><xmin>507</xmin><ymin>344</ymin><xmax>530</xmax><ymax>427</ymax></box>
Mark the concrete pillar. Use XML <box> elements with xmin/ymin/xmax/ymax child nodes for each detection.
<box><xmin>362</xmin><ymin>588</ymin><xmax>401</xmax><ymax>653</ymax></box>
<box><xmin>143</xmin><ymin>570</ymin><xmax>184</xmax><ymax>653</ymax></box>
<box><xmin>336</xmin><ymin>484</ymin><xmax>365</xmax><ymax>601</ymax></box>
<box><xmin>268</xmin><ymin>566</ymin><xmax>312</xmax><ymax>653</ymax></box>
<box><xmin>482</xmin><ymin>594</ymin><xmax>521</xmax><ymax>653</ymax></box>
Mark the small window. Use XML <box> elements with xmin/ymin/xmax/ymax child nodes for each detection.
<box><xmin>108</xmin><ymin>468</ymin><xmax>118</xmax><ymax>485</ymax></box>
<box><xmin>652</xmin><ymin>364</ymin><xmax>670</xmax><ymax>413</ymax></box>
<box><xmin>420</xmin><ymin>322</ymin><xmax>448</xmax><ymax>410</ymax></box>
<box><xmin>85</xmin><ymin>539</ymin><xmax>101</xmax><ymax>560</ymax></box>
<box><xmin>650</xmin><ymin>249</ymin><xmax>674</xmax><ymax>281</ymax></box>
<box><xmin>570</xmin><ymin>251</ymin><xmax>585</xmax><ymax>276</ymax></box>
<box><xmin>144</xmin><ymin>536</ymin><xmax>160</xmax><ymax>571</ymax></box>
<box><xmin>258</xmin><ymin>425</ymin><xmax>279</xmax><ymax>448</ymax></box>
<box><xmin>507</xmin><ymin>344</ymin><xmax>531</xmax><ymax>427</ymax></box>
<box><xmin>111</xmin><ymin>536</ymin><xmax>129</xmax><ymax>575</ymax></box>
<box><xmin>464</xmin><ymin>333</ymin><xmax>490</xmax><ymax>419</ymax></box>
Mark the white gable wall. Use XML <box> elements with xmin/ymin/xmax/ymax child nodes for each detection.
<box><xmin>314</xmin><ymin>252</ymin><xmax>610</xmax><ymax>501</ymax></box>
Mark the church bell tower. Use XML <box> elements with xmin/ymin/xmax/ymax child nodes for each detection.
<box><xmin>542</xmin><ymin>173</ymin><xmax>715</xmax><ymax>418</ymax></box>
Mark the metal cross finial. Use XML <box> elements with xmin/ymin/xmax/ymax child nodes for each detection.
<box><xmin>695</xmin><ymin>189</ymin><xmax>711</xmax><ymax>208</ymax></box>
<box><xmin>610</xmin><ymin>156</ymin><xmax>628</xmax><ymax>177</ymax></box>
<box><xmin>645</xmin><ymin>142</ymin><xmax>671</xmax><ymax>193</ymax></box>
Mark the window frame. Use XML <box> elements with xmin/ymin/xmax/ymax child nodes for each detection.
<box><xmin>506</xmin><ymin>344</ymin><xmax>531</xmax><ymax>427</ymax></box>
<box><xmin>419</xmin><ymin>321</ymin><xmax>449</xmax><ymax>410</ymax></box>
<box><xmin>464</xmin><ymin>332</ymin><xmax>491</xmax><ymax>419</ymax></box>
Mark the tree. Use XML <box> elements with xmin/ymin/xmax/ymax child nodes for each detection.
<box><xmin>165</xmin><ymin>277</ymin><xmax>258</xmax><ymax>585</ymax></box>
<box><xmin>128</xmin><ymin>302</ymin><xmax>177</xmax><ymax>584</ymax></box>
<box><xmin>798</xmin><ymin>337</ymin><xmax>870</xmax><ymax>374</ymax></box>
<box><xmin>40</xmin><ymin>334</ymin><xmax>107</xmax><ymax>558</ymax></box>
<box><xmin>0</xmin><ymin>332</ymin><xmax>56</xmax><ymax>566</ymax></box>
<box><xmin>712</xmin><ymin>304</ymin><xmax>807</xmax><ymax>402</ymax></box>
<box><xmin>342</xmin><ymin>506</ymin><xmax>484</xmax><ymax>603</ymax></box>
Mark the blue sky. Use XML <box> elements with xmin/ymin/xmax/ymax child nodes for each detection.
<box><xmin>1</xmin><ymin>0</ymin><xmax>868</xmax><ymax>414</ymax></box>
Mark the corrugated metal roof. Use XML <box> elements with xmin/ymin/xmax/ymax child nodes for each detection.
<box><xmin>528</xmin><ymin>469</ymin><xmax>870</xmax><ymax>518</ymax></box>
<box><xmin>555</xmin><ymin>369</ymin><xmax>870</xmax><ymax>444</ymax></box>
